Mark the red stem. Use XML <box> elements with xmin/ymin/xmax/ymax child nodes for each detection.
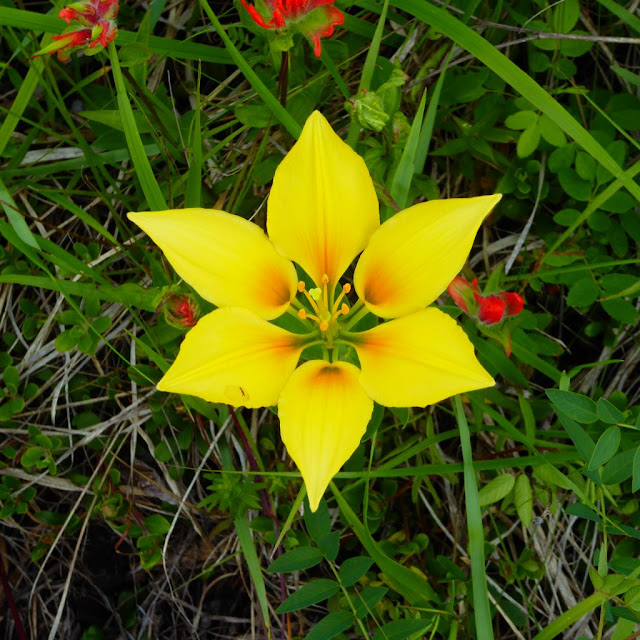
<box><xmin>0</xmin><ymin>550</ymin><xmax>28</xmax><ymax>640</ymax></box>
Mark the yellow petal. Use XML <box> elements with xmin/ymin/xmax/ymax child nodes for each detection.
<box><xmin>278</xmin><ymin>360</ymin><xmax>373</xmax><ymax>511</ymax></box>
<box><xmin>353</xmin><ymin>308</ymin><xmax>494</xmax><ymax>407</ymax></box>
<box><xmin>354</xmin><ymin>195</ymin><xmax>501</xmax><ymax>318</ymax></box>
<box><xmin>128</xmin><ymin>208</ymin><xmax>297</xmax><ymax>320</ymax></box>
<box><xmin>267</xmin><ymin>111</ymin><xmax>379</xmax><ymax>287</ymax></box>
<box><xmin>158</xmin><ymin>307</ymin><xmax>304</xmax><ymax>408</ymax></box>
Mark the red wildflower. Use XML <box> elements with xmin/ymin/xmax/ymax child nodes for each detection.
<box><xmin>241</xmin><ymin>0</ymin><xmax>343</xmax><ymax>56</ymax></box>
<box><xmin>33</xmin><ymin>0</ymin><xmax>118</xmax><ymax>60</ymax></box>
<box><xmin>448</xmin><ymin>277</ymin><xmax>524</xmax><ymax>326</ymax></box>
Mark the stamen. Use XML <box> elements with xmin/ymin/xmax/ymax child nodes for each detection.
<box><xmin>321</xmin><ymin>273</ymin><xmax>329</xmax><ymax>309</ymax></box>
<box><xmin>330</xmin><ymin>282</ymin><xmax>351</xmax><ymax>316</ymax></box>
<box><xmin>341</xmin><ymin>303</ymin><xmax>349</xmax><ymax>315</ymax></box>
<box><xmin>319</xmin><ymin>320</ymin><xmax>329</xmax><ymax>332</ymax></box>
<box><xmin>297</xmin><ymin>281</ymin><xmax>322</xmax><ymax>316</ymax></box>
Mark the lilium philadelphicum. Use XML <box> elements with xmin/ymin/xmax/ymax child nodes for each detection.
<box><xmin>128</xmin><ymin>112</ymin><xmax>499</xmax><ymax>511</ymax></box>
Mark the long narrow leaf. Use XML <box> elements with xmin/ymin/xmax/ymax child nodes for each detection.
<box><xmin>108</xmin><ymin>43</ymin><xmax>167</xmax><ymax>210</ymax></box>
<box><xmin>389</xmin><ymin>90</ymin><xmax>427</xmax><ymax>209</ymax></box>
<box><xmin>454</xmin><ymin>395</ymin><xmax>494</xmax><ymax>639</ymax></box>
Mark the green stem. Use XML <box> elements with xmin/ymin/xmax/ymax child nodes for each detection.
<box><xmin>454</xmin><ymin>395</ymin><xmax>494</xmax><ymax>640</ymax></box>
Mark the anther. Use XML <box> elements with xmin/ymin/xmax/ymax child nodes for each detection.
<box><xmin>298</xmin><ymin>309</ymin><xmax>307</xmax><ymax>320</ymax></box>
<box><xmin>341</xmin><ymin>303</ymin><xmax>349</xmax><ymax>315</ymax></box>
<box><xmin>319</xmin><ymin>320</ymin><xmax>329</xmax><ymax>332</ymax></box>
<box><xmin>297</xmin><ymin>281</ymin><xmax>306</xmax><ymax>292</ymax></box>
<box><xmin>342</xmin><ymin>283</ymin><xmax>352</xmax><ymax>294</ymax></box>
<box><xmin>321</xmin><ymin>274</ymin><xmax>330</xmax><ymax>284</ymax></box>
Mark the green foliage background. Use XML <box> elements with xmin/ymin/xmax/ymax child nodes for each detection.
<box><xmin>0</xmin><ymin>0</ymin><xmax>639</xmax><ymax>638</ymax></box>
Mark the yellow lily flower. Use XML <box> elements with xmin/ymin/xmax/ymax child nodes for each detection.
<box><xmin>128</xmin><ymin>111</ymin><xmax>498</xmax><ymax>511</ymax></box>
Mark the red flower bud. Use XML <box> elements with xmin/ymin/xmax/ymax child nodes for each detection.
<box><xmin>163</xmin><ymin>294</ymin><xmax>199</xmax><ymax>330</ymax></box>
<box><xmin>474</xmin><ymin>293</ymin><xmax>507</xmax><ymax>325</ymax></box>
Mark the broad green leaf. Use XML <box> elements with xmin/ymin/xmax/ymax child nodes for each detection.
<box><xmin>588</xmin><ymin>426</ymin><xmax>621</xmax><ymax>470</ymax></box>
<box><xmin>267</xmin><ymin>547</ymin><xmax>324</xmax><ymax>573</ymax></box>
<box><xmin>602</xmin><ymin>449</ymin><xmax>635</xmax><ymax>485</ymax></box>
<box><xmin>517</xmin><ymin>124</ymin><xmax>540</xmax><ymax>158</ymax></box>
<box><xmin>539</xmin><ymin>114</ymin><xmax>566</xmax><ymax>146</ymax></box>
<box><xmin>339</xmin><ymin>556</ymin><xmax>374</xmax><ymax>587</ymax></box>
<box><xmin>596</xmin><ymin>398</ymin><xmax>624</xmax><ymax>424</ymax></box>
<box><xmin>354</xmin><ymin>586</ymin><xmax>388</xmax><ymax>619</ymax></box>
<box><xmin>478</xmin><ymin>473</ymin><xmax>515</xmax><ymax>507</ymax></box>
<box><xmin>567</xmin><ymin>277</ymin><xmax>599</xmax><ymax>308</ymax></box>
<box><xmin>275</xmin><ymin>579</ymin><xmax>339</xmax><ymax>614</ymax></box>
<box><xmin>304</xmin><ymin>498</ymin><xmax>332</xmax><ymax>542</ymax></box>
<box><xmin>306</xmin><ymin>612</ymin><xmax>355</xmax><ymax>640</ymax></box>
<box><xmin>144</xmin><ymin>514</ymin><xmax>170</xmax><ymax>535</ymax></box>
<box><xmin>633</xmin><ymin>447</ymin><xmax>640</xmax><ymax>493</ymax></box>
<box><xmin>601</xmin><ymin>299</ymin><xmax>639</xmax><ymax>325</ymax></box>
<box><xmin>514</xmin><ymin>475</ymin><xmax>533</xmax><ymax>528</ymax></box>
<box><xmin>546</xmin><ymin>390</ymin><xmax>598</xmax><ymax>424</ymax></box>
<box><xmin>505</xmin><ymin>110</ymin><xmax>537</xmax><ymax>130</ymax></box>
<box><xmin>555</xmin><ymin>410</ymin><xmax>595</xmax><ymax>462</ymax></box>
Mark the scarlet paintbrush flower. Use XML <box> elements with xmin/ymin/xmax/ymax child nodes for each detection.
<box><xmin>241</xmin><ymin>0</ymin><xmax>343</xmax><ymax>56</ymax></box>
<box><xmin>33</xmin><ymin>0</ymin><xmax>118</xmax><ymax>61</ymax></box>
<box><xmin>130</xmin><ymin>112</ymin><xmax>498</xmax><ymax>511</ymax></box>
<box><xmin>448</xmin><ymin>277</ymin><xmax>524</xmax><ymax>326</ymax></box>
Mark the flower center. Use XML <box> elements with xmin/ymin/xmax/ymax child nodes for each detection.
<box><xmin>296</xmin><ymin>274</ymin><xmax>350</xmax><ymax>345</ymax></box>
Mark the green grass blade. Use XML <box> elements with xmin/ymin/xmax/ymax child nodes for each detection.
<box><xmin>346</xmin><ymin>0</ymin><xmax>390</xmax><ymax>147</ymax></box>
<box><xmin>394</xmin><ymin>0</ymin><xmax>640</xmax><ymax>201</ymax></box>
<box><xmin>199</xmin><ymin>0</ymin><xmax>301</xmax><ymax>140</ymax></box>
<box><xmin>594</xmin><ymin>0</ymin><xmax>640</xmax><ymax>35</ymax></box>
<box><xmin>184</xmin><ymin>72</ymin><xmax>203</xmax><ymax>208</ymax></box>
<box><xmin>108</xmin><ymin>42</ymin><xmax>166</xmax><ymax>210</ymax></box>
<box><xmin>454</xmin><ymin>395</ymin><xmax>494</xmax><ymax>639</ymax></box>
<box><xmin>234</xmin><ymin>515</ymin><xmax>271</xmax><ymax>630</ymax></box>
<box><xmin>0</xmin><ymin>59</ymin><xmax>42</xmax><ymax>159</ymax></box>
<box><xmin>531</xmin><ymin>593</ymin><xmax>607</xmax><ymax>640</ymax></box>
<box><xmin>389</xmin><ymin>89</ymin><xmax>426</xmax><ymax>210</ymax></box>
<box><xmin>0</xmin><ymin>178</ymin><xmax>39</xmax><ymax>249</ymax></box>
